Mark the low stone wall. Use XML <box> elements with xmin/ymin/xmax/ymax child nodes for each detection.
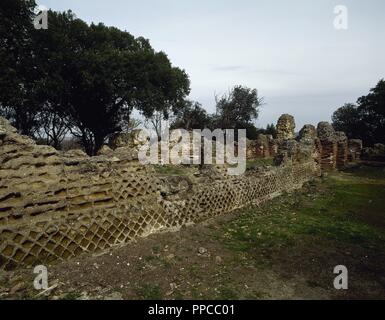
<box><xmin>317</xmin><ymin>122</ymin><xmax>338</xmax><ymax>170</ymax></box>
<box><xmin>246</xmin><ymin>134</ymin><xmax>277</xmax><ymax>159</ymax></box>
<box><xmin>0</xmin><ymin>117</ymin><xmax>321</xmax><ymax>270</ymax></box>
<box><xmin>336</xmin><ymin>132</ymin><xmax>349</xmax><ymax>169</ymax></box>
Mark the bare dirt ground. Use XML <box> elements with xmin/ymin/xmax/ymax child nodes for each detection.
<box><xmin>1</xmin><ymin>164</ymin><xmax>385</xmax><ymax>300</ymax></box>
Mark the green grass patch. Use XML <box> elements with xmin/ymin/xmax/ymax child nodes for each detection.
<box><xmin>342</xmin><ymin>165</ymin><xmax>385</xmax><ymax>180</ymax></box>
<box><xmin>218</xmin><ymin>166</ymin><xmax>385</xmax><ymax>257</ymax></box>
<box><xmin>136</xmin><ymin>283</ymin><xmax>163</xmax><ymax>300</ymax></box>
<box><xmin>215</xmin><ymin>284</ymin><xmax>239</xmax><ymax>300</ymax></box>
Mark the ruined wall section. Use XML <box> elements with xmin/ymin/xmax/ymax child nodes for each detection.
<box><xmin>0</xmin><ymin>118</ymin><xmax>164</xmax><ymax>269</ymax></box>
<box><xmin>335</xmin><ymin>132</ymin><xmax>349</xmax><ymax>168</ymax></box>
<box><xmin>317</xmin><ymin>122</ymin><xmax>338</xmax><ymax>170</ymax></box>
<box><xmin>0</xmin><ymin>117</ymin><xmax>320</xmax><ymax>270</ymax></box>
<box><xmin>161</xmin><ymin>161</ymin><xmax>320</xmax><ymax>228</ymax></box>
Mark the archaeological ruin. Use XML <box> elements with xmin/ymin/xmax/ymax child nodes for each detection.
<box><xmin>0</xmin><ymin>115</ymin><xmax>363</xmax><ymax>270</ymax></box>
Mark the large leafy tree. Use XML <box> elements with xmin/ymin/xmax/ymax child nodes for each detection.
<box><xmin>0</xmin><ymin>2</ymin><xmax>190</xmax><ymax>155</ymax></box>
<box><xmin>0</xmin><ymin>0</ymin><xmax>43</xmax><ymax>135</ymax></box>
<box><xmin>332</xmin><ymin>80</ymin><xmax>385</xmax><ymax>146</ymax></box>
<box><xmin>33</xmin><ymin>10</ymin><xmax>190</xmax><ymax>154</ymax></box>
<box><xmin>215</xmin><ymin>86</ymin><xmax>262</xmax><ymax>130</ymax></box>
<box><xmin>356</xmin><ymin>79</ymin><xmax>385</xmax><ymax>145</ymax></box>
<box><xmin>332</xmin><ymin>103</ymin><xmax>363</xmax><ymax>139</ymax></box>
<box><xmin>171</xmin><ymin>100</ymin><xmax>212</xmax><ymax>130</ymax></box>
<box><xmin>213</xmin><ymin>86</ymin><xmax>262</xmax><ymax>140</ymax></box>
<box><xmin>170</xmin><ymin>87</ymin><xmax>263</xmax><ymax>139</ymax></box>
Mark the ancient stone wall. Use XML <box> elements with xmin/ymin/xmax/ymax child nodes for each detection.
<box><xmin>273</xmin><ymin>118</ymin><xmax>360</xmax><ymax>171</ymax></box>
<box><xmin>276</xmin><ymin>114</ymin><xmax>295</xmax><ymax>140</ymax></box>
<box><xmin>317</xmin><ymin>122</ymin><xmax>338</xmax><ymax>170</ymax></box>
<box><xmin>247</xmin><ymin>135</ymin><xmax>274</xmax><ymax>159</ymax></box>
<box><xmin>335</xmin><ymin>132</ymin><xmax>349</xmax><ymax>168</ymax></box>
<box><xmin>0</xmin><ymin>117</ymin><xmax>321</xmax><ymax>270</ymax></box>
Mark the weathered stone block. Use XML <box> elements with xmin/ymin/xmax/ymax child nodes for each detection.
<box><xmin>276</xmin><ymin>114</ymin><xmax>295</xmax><ymax>140</ymax></box>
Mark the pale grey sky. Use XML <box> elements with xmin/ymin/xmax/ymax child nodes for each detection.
<box><xmin>38</xmin><ymin>0</ymin><xmax>385</xmax><ymax>129</ymax></box>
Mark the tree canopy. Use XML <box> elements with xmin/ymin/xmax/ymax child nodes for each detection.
<box><xmin>0</xmin><ymin>0</ymin><xmax>40</xmax><ymax>136</ymax></box>
<box><xmin>1</xmin><ymin>1</ymin><xmax>267</xmax><ymax>152</ymax></box>
<box><xmin>214</xmin><ymin>85</ymin><xmax>262</xmax><ymax>130</ymax></box>
<box><xmin>171</xmin><ymin>100</ymin><xmax>212</xmax><ymax>131</ymax></box>
<box><xmin>171</xmin><ymin>86</ymin><xmax>263</xmax><ymax>139</ymax></box>
<box><xmin>0</xmin><ymin>0</ymin><xmax>190</xmax><ymax>154</ymax></box>
<box><xmin>332</xmin><ymin>80</ymin><xmax>385</xmax><ymax>146</ymax></box>
<box><xmin>214</xmin><ymin>86</ymin><xmax>262</xmax><ymax>140</ymax></box>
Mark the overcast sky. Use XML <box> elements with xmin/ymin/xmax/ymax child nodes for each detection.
<box><xmin>38</xmin><ymin>0</ymin><xmax>385</xmax><ymax>129</ymax></box>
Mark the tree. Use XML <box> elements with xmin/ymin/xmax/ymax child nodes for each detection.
<box><xmin>240</xmin><ymin>122</ymin><xmax>259</xmax><ymax>140</ymax></box>
<box><xmin>356</xmin><ymin>79</ymin><xmax>385</xmax><ymax>145</ymax></box>
<box><xmin>0</xmin><ymin>0</ymin><xmax>43</xmax><ymax>135</ymax></box>
<box><xmin>35</xmin><ymin>104</ymin><xmax>69</xmax><ymax>149</ymax></box>
<box><xmin>119</xmin><ymin>117</ymin><xmax>142</xmax><ymax>133</ymax></box>
<box><xmin>65</xmin><ymin>17</ymin><xmax>189</xmax><ymax>154</ymax></box>
<box><xmin>171</xmin><ymin>100</ymin><xmax>212</xmax><ymax>130</ymax></box>
<box><xmin>215</xmin><ymin>86</ymin><xmax>262</xmax><ymax>130</ymax></box>
<box><xmin>256</xmin><ymin>123</ymin><xmax>277</xmax><ymax>139</ymax></box>
<box><xmin>145</xmin><ymin>111</ymin><xmax>164</xmax><ymax>139</ymax></box>
<box><xmin>265</xmin><ymin>123</ymin><xmax>277</xmax><ymax>138</ymax></box>
<box><xmin>332</xmin><ymin>80</ymin><xmax>385</xmax><ymax>146</ymax></box>
<box><xmin>38</xmin><ymin>12</ymin><xmax>190</xmax><ymax>154</ymax></box>
<box><xmin>332</xmin><ymin>103</ymin><xmax>362</xmax><ymax>139</ymax></box>
<box><xmin>0</xmin><ymin>5</ymin><xmax>190</xmax><ymax>154</ymax></box>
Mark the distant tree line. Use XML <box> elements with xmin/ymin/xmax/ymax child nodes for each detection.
<box><xmin>332</xmin><ymin>79</ymin><xmax>385</xmax><ymax>146</ymax></box>
<box><xmin>0</xmin><ymin>0</ymin><xmax>272</xmax><ymax>155</ymax></box>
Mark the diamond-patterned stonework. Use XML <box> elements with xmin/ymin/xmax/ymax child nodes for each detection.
<box><xmin>0</xmin><ymin>116</ymin><xmax>321</xmax><ymax>270</ymax></box>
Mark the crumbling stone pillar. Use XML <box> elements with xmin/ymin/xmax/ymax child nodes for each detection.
<box><xmin>299</xmin><ymin>124</ymin><xmax>316</xmax><ymax>140</ymax></box>
<box><xmin>256</xmin><ymin>134</ymin><xmax>270</xmax><ymax>158</ymax></box>
<box><xmin>297</xmin><ymin>124</ymin><xmax>320</xmax><ymax>164</ymax></box>
<box><xmin>317</xmin><ymin>122</ymin><xmax>337</xmax><ymax>170</ymax></box>
<box><xmin>273</xmin><ymin>139</ymin><xmax>299</xmax><ymax>166</ymax></box>
<box><xmin>335</xmin><ymin>132</ymin><xmax>348</xmax><ymax>168</ymax></box>
<box><xmin>276</xmin><ymin>114</ymin><xmax>295</xmax><ymax>140</ymax></box>
<box><xmin>274</xmin><ymin>114</ymin><xmax>297</xmax><ymax>165</ymax></box>
<box><xmin>314</xmin><ymin>138</ymin><xmax>323</xmax><ymax>165</ymax></box>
